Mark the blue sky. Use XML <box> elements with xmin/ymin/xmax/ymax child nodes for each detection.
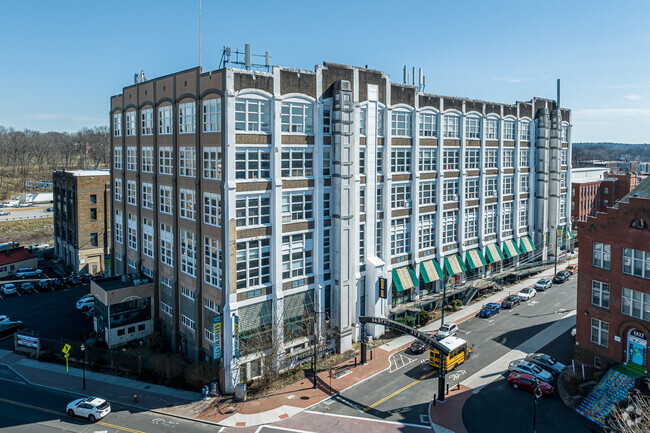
<box><xmin>1</xmin><ymin>0</ymin><xmax>649</xmax><ymax>143</ymax></box>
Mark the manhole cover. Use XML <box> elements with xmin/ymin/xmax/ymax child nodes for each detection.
<box><xmin>300</xmin><ymin>396</ymin><xmax>310</xmax><ymax>400</ymax></box>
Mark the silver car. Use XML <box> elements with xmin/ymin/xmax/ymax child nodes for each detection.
<box><xmin>525</xmin><ymin>353</ymin><xmax>567</xmax><ymax>375</ymax></box>
<box><xmin>66</xmin><ymin>397</ymin><xmax>111</xmax><ymax>422</ymax></box>
<box><xmin>508</xmin><ymin>359</ymin><xmax>553</xmax><ymax>383</ymax></box>
<box><xmin>534</xmin><ymin>278</ymin><xmax>552</xmax><ymax>291</ymax></box>
<box><xmin>435</xmin><ymin>322</ymin><xmax>459</xmax><ymax>340</ymax></box>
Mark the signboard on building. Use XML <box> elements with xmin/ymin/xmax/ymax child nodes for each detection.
<box><xmin>213</xmin><ymin>314</ymin><xmax>222</xmax><ymax>360</ymax></box>
<box><xmin>233</xmin><ymin>315</ymin><xmax>240</xmax><ymax>359</ymax></box>
<box><xmin>378</xmin><ymin>278</ymin><xmax>387</xmax><ymax>299</ymax></box>
<box><xmin>17</xmin><ymin>335</ymin><xmax>38</xmax><ymax>349</ymax></box>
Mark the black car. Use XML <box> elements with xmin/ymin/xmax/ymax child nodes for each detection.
<box><xmin>0</xmin><ymin>321</ymin><xmax>25</xmax><ymax>339</ymax></box>
<box><xmin>50</xmin><ymin>278</ymin><xmax>65</xmax><ymax>290</ymax></box>
<box><xmin>64</xmin><ymin>276</ymin><xmax>82</xmax><ymax>287</ymax></box>
<box><xmin>410</xmin><ymin>339</ymin><xmax>429</xmax><ymax>354</ymax></box>
<box><xmin>81</xmin><ymin>274</ymin><xmax>94</xmax><ymax>284</ymax></box>
<box><xmin>36</xmin><ymin>280</ymin><xmax>51</xmax><ymax>292</ymax></box>
<box><xmin>501</xmin><ymin>295</ymin><xmax>522</xmax><ymax>309</ymax></box>
<box><xmin>552</xmin><ymin>271</ymin><xmax>570</xmax><ymax>284</ymax></box>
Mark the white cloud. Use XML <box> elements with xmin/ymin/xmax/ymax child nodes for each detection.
<box><xmin>624</xmin><ymin>94</ymin><xmax>642</xmax><ymax>101</ymax></box>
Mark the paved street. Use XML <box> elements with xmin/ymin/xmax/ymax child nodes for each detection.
<box><xmin>0</xmin><ymin>205</ymin><xmax>52</xmax><ymax>222</ymax></box>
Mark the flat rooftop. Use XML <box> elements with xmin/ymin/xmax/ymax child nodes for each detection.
<box><xmin>92</xmin><ymin>275</ymin><xmax>152</xmax><ymax>292</ymax></box>
<box><xmin>55</xmin><ymin>169</ymin><xmax>110</xmax><ymax>177</ymax></box>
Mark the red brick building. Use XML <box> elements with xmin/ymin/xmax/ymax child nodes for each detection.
<box><xmin>575</xmin><ymin>177</ymin><xmax>650</xmax><ymax>375</ymax></box>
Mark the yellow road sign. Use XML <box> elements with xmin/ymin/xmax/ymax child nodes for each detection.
<box><xmin>62</xmin><ymin>344</ymin><xmax>71</xmax><ymax>354</ymax></box>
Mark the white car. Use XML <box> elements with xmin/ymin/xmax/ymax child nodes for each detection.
<box><xmin>1</xmin><ymin>284</ymin><xmax>17</xmax><ymax>296</ymax></box>
<box><xmin>0</xmin><ymin>210</ymin><xmax>9</xmax><ymax>216</ymax></box>
<box><xmin>30</xmin><ymin>243</ymin><xmax>50</xmax><ymax>251</ymax></box>
<box><xmin>0</xmin><ymin>315</ymin><xmax>11</xmax><ymax>325</ymax></box>
<box><xmin>435</xmin><ymin>322</ymin><xmax>459</xmax><ymax>340</ymax></box>
<box><xmin>76</xmin><ymin>296</ymin><xmax>95</xmax><ymax>311</ymax></box>
<box><xmin>15</xmin><ymin>268</ymin><xmax>44</xmax><ymax>279</ymax></box>
<box><xmin>518</xmin><ymin>287</ymin><xmax>537</xmax><ymax>301</ymax></box>
<box><xmin>508</xmin><ymin>359</ymin><xmax>553</xmax><ymax>383</ymax></box>
<box><xmin>66</xmin><ymin>397</ymin><xmax>111</xmax><ymax>422</ymax></box>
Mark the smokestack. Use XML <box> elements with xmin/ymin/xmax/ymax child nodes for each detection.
<box><xmin>557</xmin><ymin>79</ymin><xmax>561</xmax><ymax>109</ymax></box>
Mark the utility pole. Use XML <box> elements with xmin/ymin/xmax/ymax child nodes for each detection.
<box><xmin>440</xmin><ymin>277</ymin><xmax>450</xmax><ymax>327</ymax></box>
<box><xmin>553</xmin><ymin>228</ymin><xmax>559</xmax><ymax>276</ymax></box>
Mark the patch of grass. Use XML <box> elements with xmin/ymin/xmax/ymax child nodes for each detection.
<box><xmin>0</xmin><ymin>217</ymin><xmax>53</xmax><ymax>245</ymax></box>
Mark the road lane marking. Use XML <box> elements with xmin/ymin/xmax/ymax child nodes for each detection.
<box><xmin>0</xmin><ymin>396</ymin><xmax>62</xmax><ymax>416</ymax></box>
<box><xmin>305</xmin><ymin>410</ymin><xmax>433</xmax><ymax>430</ymax></box>
<box><xmin>96</xmin><ymin>421</ymin><xmax>146</xmax><ymax>433</ymax></box>
<box><xmin>363</xmin><ymin>369</ymin><xmax>436</xmax><ymax>412</ymax></box>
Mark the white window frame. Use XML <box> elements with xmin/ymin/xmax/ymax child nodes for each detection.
<box><xmin>204</xmin><ymin>236</ymin><xmax>223</xmax><ymax>289</ymax></box>
<box><xmin>443</xmin><ymin>179</ymin><xmax>459</xmax><ymax>202</ymax></box>
<box><xmin>443</xmin><ymin>114</ymin><xmax>460</xmax><ymax>138</ymax></box>
<box><xmin>419</xmin><ymin>148</ymin><xmax>437</xmax><ymax>172</ymax></box>
<box><xmin>235</xmin><ymin>98</ymin><xmax>272</xmax><ymax>133</ymax></box>
<box><xmin>519</xmin><ymin>175</ymin><xmax>529</xmax><ymax>193</ymax></box>
<box><xmin>519</xmin><ymin>148</ymin><xmax>529</xmax><ymax>167</ymax></box>
<box><xmin>282</xmin><ymin>191</ymin><xmax>314</xmax><ymax>222</ymax></box>
<box><xmin>159</xmin><ymin>185</ymin><xmax>172</xmax><ymax>214</ymax></box>
<box><xmin>236</xmin><ymin>195</ymin><xmax>271</xmax><ymax>227</ymax></box>
<box><xmin>419</xmin><ymin>112</ymin><xmax>438</xmax><ymax>137</ymax></box>
<box><xmin>622</xmin><ymin>248</ymin><xmax>650</xmax><ymax>279</ymax></box>
<box><xmin>281</xmin><ymin>232</ymin><xmax>314</xmax><ymax>280</ymax></box>
<box><xmin>114</xmin><ymin>209</ymin><xmax>123</xmax><ymax>244</ymax></box>
<box><xmin>113</xmin><ymin>113</ymin><xmax>122</xmax><ymax>137</ymax></box>
<box><xmin>520</xmin><ymin>121</ymin><xmax>530</xmax><ymax>141</ymax></box>
<box><xmin>390</xmin><ymin>218</ymin><xmax>410</xmax><ymax>256</ymax></box>
<box><xmin>502</xmin><ymin>202</ymin><xmax>513</xmax><ymax>232</ymax></box>
<box><xmin>181</xmin><ymin>314</ymin><xmax>196</xmax><ymax>331</ymax></box>
<box><xmin>158</xmin><ymin>105</ymin><xmax>173</xmax><ymax>135</ymax></box>
<box><xmin>141</xmin><ymin>147</ymin><xmax>153</xmax><ymax>173</ymax></box>
<box><xmin>281</xmin><ymin>102</ymin><xmax>314</xmax><ymax>134</ymax></box>
<box><xmin>484</xmin><ymin>204</ymin><xmax>497</xmax><ymax>235</ymax></box>
<box><xmin>419</xmin><ymin>213</ymin><xmax>436</xmax><ymax>251</ymax></box>
<box><xmin>466</xmin><ymin>177</ymin><xmax>479</xmax><ymax>199</ymax></box>
<box><xmin>391</xmin><ymin>183</ymin><xmax>411</xmax><ymax>209</ymax></box>
<box><xmin>503</xmin><ymin>119</ymin><xmax>515</xmax><ymax>140</ymax></box>
<box><xmin>485</xmin><ymin>118</ymin><xmax>498</xmax><ymax>140</ymax></box>
<box><xmin>126</xmin><ymin>180</ymin><xmax>137</xmax><ymax>205</ymax></box>
<box><xmin>391</xmin><ymin>111</ymin><xmax>413</xmax><ymax>137</ymax></box>
<box><xmin>621</xmin><ymin>287</ymin><xmax>650</xmax><ymax>321</ymax></box>
<box><xmin>464</xmin><ymin>207</ymin><xmax>479</xmax><ymax>240</ymax></box>
<box><xmin>142</xmin><ymin>218</ymin><xmax>154</xmax><ymax>258</ymax></box>
<box><xmin>519</xmin><ymin>201</ymin><xmax>528</xmax><ymax>230</ymax></box>
<box><xmin>419</xmin><ymin>181</ymin><xmax>436</xmax><ymax>206</ymax></box>
<box><xmin>202</xmin><ymin>98</ymin><xmax>222</xmax><ymax>133</ymax></box>
<box><xmin>203</xmin><ymin>192</ymin><xmax>222</xmax><ymax>227</ymax></box>
<box><xmin>281</xmin><ymin>148</ymin><xmax>314</xmax><ymax>178</ymax></box>
<box><xmin>503</xmin><ymin>149</ymin><xmax>515</xmax><ymax>168</ymax></box>
<box><xmin>178</xmin><ymin>102</ymin><xmax>196</xmax><ymax>134</ymax></box>
<box><xmin>126</xmin><ymin>111</ymin><xmax>137</xmax><ymax>136</ymax></box>
<box><xmin>114</xmin><ymin>178</ymin><xmax>122</xmax><ymax>201</ymax></box>
<box><xmin>503</xmin><ymin>175</ymin><xmax>514</xmax><ymax>195</ymax></box>
<box><xmin>485</xmin><ymin>176</ymin><xmax>498</xmax><ymax>197</ymax></box>
<box><xmin>158</xmin><ymin>147</ymin><xmax>173</xmax><ymax>175</ymax></box>
<box><xmin>141</xmin><ymin>108</ymin><xmax>153</xmax><ymax>135</ymax></box>
<box><xmin>236</xmin><ymin>238</ymin><xmax>271</xmax><ymax>290</ymax></box>
<box><xmin>126</xmin><ymin>147</ymin><xmax>137</xmax><ymax>171</ymax></box>
<box><xmin>464</xmin><ymin>148</ymin><xmax>480</xmax><ymax>170</ymax></box>
<box><xmin>203</xmin><ymin>147</ymin><xmax>223</xmax><ymax>180</ymax></box>
<box><xmin>180</xmin><ymin>230</ymin><xmax>196</xmax><ymax>277</ymax></box>
<box><xmin>141</xmin><ymin>183</ymin><xmax>153</xmax><ymax>210</ymax></box>
<box><xmin>442</xmin><ymin>210</ymin><xmax>458</xmax><ymax>245</ymax></box>
<box><xmin>591</xmin><ymin>281</ymin><xmax>610</xmax><ymax>309</ymax></box>
<box><xmin>160</xmin><ymin>223</ymin><xmax>173</xmax><ymax>266</ymax></box>
<box><xmin>391</xmin><ymin>148</ymin><xmax>411</xmax><ymax>173</ymax></box>
<box><xmin>235</xmin><ymin>148</ymin><xmax>270</xmax><ymax>180</ymax></box>
<box><xmin>593</xmin><ymin>242</ymin><xmax>611</xmax><ymax>270</ymax></box>
<box><xmin>465</xmin><ymin>116</ymin><xmax>481</xmax><ymax>139</ymax></box>
<box><xmin>590</xmin><ymin>318</ymin><xmax>609</xmax><ymax>347</ymax></box>
<box><xmin>179</xmin><ymin>147</ymin><xmax>196</xmax><ymax>177</ymax></box>
<box><xmin>179</xmin><ymin>188</ymin><xmax>196</xmax><ymax>221</ymax></box>
<box><xmin>114</xmin><ymin>146</ymin><xmax>123</xmax><ymax>170</ymax></box>
<box><xmin>485</xmin><ymin>148</ymin><xmax>498</xmax><ymax>169</ymax></box>
<box><xmin>127</xmin><ymin>213</ymin><xmax>137</xmax><ymax>250</ymax></box>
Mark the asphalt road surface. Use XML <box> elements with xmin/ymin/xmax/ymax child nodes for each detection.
<box><xmin>0</xmin><ymin>206</ymin><xmax>52</xmax><ymax>222</ymax></box>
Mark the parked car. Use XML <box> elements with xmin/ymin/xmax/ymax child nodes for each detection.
<box><xmin>50</xmin><ymin>278</ymin><xmax>65</xmax><ymax>290</ymax></box>
<box><xmin>501</xmin><ymin>295</ymin><xmax>521</xmax><ymax>309</ymax></box>
<box><xmin>15</xmin><ymin>268</ymin><xmax>44</xmax><ymax>279</ymax></box>
<box><xmin>410</xmin><ymin>339</ymin><xmax>429</xmax><ymax>354</ymax></box>
<box><xmin>0</xmin><ymin>210</ymin><xmax>9</xmax><ymax>216</ymax></box>
<box><xmin>81</xmin><ymin>274</ymin><xmax>94</xmax><ymax>284</ymax></box>
<box><xmin>518</xmin><ymin>287</ymin><xmax>537</xmax><ymax>301</ymax></box>
<box><xmin>20</xmin><ymin>282</ymin><xmax>35</xmax><ymax>294</ymax></box>
<box><xmin>46</xmin><ymin>207</ymin><xmax>53</xmax><ymax>212</ymax></box>
<box><xmin>525</xmin><ymin>353</ymin><xmax>567</xmax><ymax>376</ymax></box>
<box><xmin>479</xmin><ymin>303</ymin><xmax>501</xmax><ymax>318</ymax></box>
<box><xmin>507</xmin><ymin>372</ymin><xmax>554</xmax><ymax>396</ymax></box>
<box><xmin>65</xmin><ymin>276</ymin><xmax>82</xmax><ymax>287</ymax></box>
<box><xmin>66</xmin><ymin>397</ymin><xmax>111</xmax><ymax>422</ymax></box>
<box><xmin>435</xmin><ymin>322</ymin><xmax>459</xmax><ymax>340</ymax></box>
<box><xmin>1</xmin><ymin>283</ymin><xmax>18</xmax><ymax>296</ymax></box>
<box><xmin>84</xmin><ymin>308</ymin><xmax>95</xmax><ymax>319</ymax></box>
<box><xmin>29</xmin><ymin>243</ymin><xmax>50</xmax><ymax>251</ymax></box>
<box><xmin>36</xmin><ymin>280</ymin><xmax>51</xmax><ymax>292</ymax></box>
<box><xmin>508</xmin><ymin>359</ymin><xmax>553</xmax><ymax>383</ymax></box>
<box><xmin>565</xmin><ymin>264</ymin><xmax>579</xmax><ymax>274</ymax></box>
<box><xmin>0</xmin><ymin>315</ymin><xmax>11</xmax><ymax>325</ymax></box>
<box><xmin>553</xmin><ymin>271</ymin><xmax>571</xmax><ymax>284</ymax></box>
<box><xmin>0</xmin><ymin>321</ymin><xmax>25</xmax><ymax>339</ymax></box>
<box><xmin>76</xmin><ymin>296</ymin><xmax>95</xmax><ymax>311</ymax></box>
<box><xmin>534</xmin><ymin>278</ymin><xmax>552</xmax><ymax>291</ymax></box>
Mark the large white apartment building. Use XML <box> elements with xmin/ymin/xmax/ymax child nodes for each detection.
<box><xmin>110</xmin><ymin>62</ymin><xmax>571</xmax><ymax>393</ymax></box>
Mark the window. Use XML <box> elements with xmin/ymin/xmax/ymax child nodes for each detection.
<box><xmin>323</xmin><ymin>147</ymin><xmax>332</xmax><ymax>176</ymax></box>
<box><xmin>324</xmin><ymin>226</ymin><xmax>332</xmax><ymax>278</ymax></box>
<box><xmin>324</xmin><ymin>190</ymin><xmax>332</xmax><ymax>216</ymax></box>
<box><xmin>203</xmin><ymin>147</ymin><xmax>223</xmax><ymax>180</ymax></box>
<box><xmin>391</xmin><ymin>218</ymin><xmax>410</xmax><ymax>256</ymax></box>
<box><xmin>443</xmin><ymin>148</ymin><xmax>459</xmax><ymax>170</ymax></box>
<box><xmin>593</xmin><ymin>242</ymin><xmax>611</xmax><ymax>270</ymax></box>
<box><xmin>142</xmin><ymin>218</ymin><xmax>154</xmax><ymax>258</ymax></box>
<box><xmin>376</xmin><ymin>221</ymin><xmax>383</xmax><ymax>260</ymax></box>
<box><xmin>377</xmin><ymin>108</ymin><xmax>385</xmax><ymax>136</ymax></box>
<box><xmin>519</xmin><ymin>201</ymin><xmax>528</xmax><ymax>229</ymax></box>
<box><xmin>235</xmin><ymin>99</ymin><xmax>271</xmax><ymax>132</ymax></box>
<box><xmin>159</xmin><ymin>185</ymin><xmax>172</xmax><ymax>214</ymax></box>
<box><xmin>158</xmin><ymin>147</ymin><xmax>173</xmax><ymax>175</ymax></box>
<box><xmin>502</xmin><ymin>202</ymin><xmax>513</xmax><ymax>232</ymax></box>
<box><xmin>484</xmin><ymin>204</ymin><xmax>497</xmax><ymax>235</ymax></box>
<box><xmin>181</xmin><ymin>315</ymin><xmax>196</xmax><ymax>331</ymax></box>
<box><xmin>142</xmin><ymin>183</ymin><xmax>153</xmax><ymax>209</ymax></box>
<box><xmin>360</xmin><ymin>187</ymin><xmax>366</xmax><ymax>212</ymax></box>
<box><xmin>180</xmin><ymin>230</ymin><xmax>196</xmax><ymax>277</ymax></box>
<box><xmin>485</xmin><ymin>176</ymin><xmax>498</xmax><ymax>197</ymax></box>
<box><xmin>520</xmin><ymin>175</ymin><xmax>529</xmax><ymax>193</ymax></box>
<box><xmin>503</xmin><ymin>176</ymin><xmax>514</xmax><ymax>195</ymax></box>
<box><xmin>141</xmin><ymin>147</ymin><xmax>153</xmax><ymax>173</ymax></box>
<box><xmin>560</xmin><ymin>194</ymin><xmax>566</xmax><ymax>218</ymax></box>
<box><xmin>391</xmin><ymin>184</ymin><xmax>411</xmax><ymax>209</ymax></box>
<box><xmin>443</xmin><ymin>179</ymin><xmax>459</xmax><ymax>202</ymax></box>
<box><xmin>126</xmin><ymin>111</ymin><xmax>136</xmax><ymax>136</ymax></box>
<box><xmin>236</xmin><ymin>195</ymin><xmax>271</xmax><ymax>227</ymax></box>
<box><xmin>179</xmin><ymin>147</ymin><xmax>196</xmax><ymax>177</ymax></box>
<box><xmin>114</xmin><ymin>210</ymin><xmax>123</xmax><ymax>244</ymax></box>
<box><xmin>391</xmin><ymin>111</ymin><xmax>412</xmax><ymax>137</ymax></box>
<box><xmin>202</xmin><ymin>99</ymin><xmax>221</xmax><ymax>132</ymax></box>
<box><xmin>359</xmin><ymin>223</ymin><xmax>365</xmax><ymax>270</ymax></box>
<box><xmin>114</xmin><ymin>178</ymin><xmax>122</xmax><ymax>201</ymax></box>
<box><xmin>359</xmin><ymin>148</ymin><xmax>366</xmax><ymax>175</ymax></box>
<box><xmin>391</xmin><ymin>148</ymin><xmax>411</xmax><ymax>173</ymax></box>
<box><xmin>485</xmin><ymin>148</ymin><xmax>498</xmax><ymax>169</ymax></box>
<box><xmin>465</xmin><ymin>148</ymin><xmax>480</xmax><ymax>170</ymax></box>
<box><xmin>520</xmin><ymin>121</ymin><xmax>530</xmax><ymax>141</ymax></box>
<box><xmin>623</xmin><ymin>248</ymin><xmax>650</xmax><ymax>279</ymax></box>
<box><xmin>235</xmin><ymin>149</ymin><xmax>270</xmax><ymax>180</ymax></box>
<box><xmin>621</xmin><ymin>287</ymin><xmax>650</xmax><ymax>321</ymax></box>
<box><xmin>360</xmin><ymin>107</ymin><xmax>367</xmax><ymax>135</ymax></box>
<box><xmin>179</xmin><ymin>189</ymin><xmax>196</xmax><ymax>220</ymax></box>
<box><xmin>466</xmin><ymin>178</ymin><xmax>479</xmax><ymax>199</ymax></box>
<box><xmin>158</xmin><ymin>105</ymin><xmax>173</xmax><ymax>135</ymax></box>
<box><xmin>419</xmin><ymin>181</ymin><xmax>436</xmax><ymax>205</ymax></box>
<box><xmin>443</xmin><ymin>115</ymin><xmax>460</xmax><ymax>138</ymax></box>
<box><xmin>113</xmin><ymin>113</ymin><xmax>122</xmax><ymax>137</ymax></box>
<box><xmin>591</xmin><ymin>281</ymin><xmax>610</xmax><ymax>309</ymax></box>
<box><xmin>562</xmin><ymin>125</ymin><xmax>569</xmax><ymax>142</ymax></box>
<box><xmin>503</xmin><ymin>149</ymin><xmax>515</xmax><ymax>168</ymax></box>
<box><xmin>419</xmin><ymin>148</ymin><xmax>437</xmax><ymax>172</ymax></box>
<box><xmin>126</xmin><ymin>147</ymin><xmax>137</xmax><ymax>170</ymax></box>
<box><xmin>442</xmin><ymin>210</ymin><xmax>458</xmax><ymax>244</ymax></box>
<box><xmin>590</xmin><ymin>318</ymin><xmax>609</xmax><ymax>347</ymax></box>
<box><xmin>282</xmin><ymin>232</ymin><xmax>314</xmax><ymax>280</ymax></box>
<box><xmin>141</xmin><ymin>108</ymin><xmax>153</xmax><ymax>135</ymax></box>
<box><xmin>90</xmin><ymin>233</ymin><xmax>98</xmax><ymax>247</ymax></box>
<box><xmin>90</xmin><ymin>208</ymin><xmax>97</xmax><ymax>220</ymax></box>
<box><xmin>160</xmin><ymin>223</ymin><xmax>173</xmax><ymax>266</ymax></box>
<box><xmin>561</xmin><ymin>149</ymin><xmax>568</xmax><ymax>166</ymax></box>
<box><xmin>236</xmin><ymin>238</ymin><xmax>271</xmax><ymax>289</ymax></box>
<box><xmin>465</xmin><ymin>207</ymin><xmax>478</xmax><ymax>240</ymax></box>
<box><xmin>90</xmin><ymin>194</ymin><xmax>97</xmax><ymax>204</ymax></box>
<box><xmin>419</xmin><ymin>213</ymin><xmax>436</xmax><ymax>251</ymax></box>
<box><xmin>561</xmin><ymin>173</ymin><xmax>567</xmax><ymax>189</ymax></box>
<box><xmin>519</xmin><ymin>149</ymin><xmax>529</xmax><ymax>167</ymax></box>
<box><xmin>282</xmin><ymin>191</ymin><xmax>313</xmax><ymax>222</ymax></box>
<box><xmin>114</xmin><ymin>146</ymin><xmax>123</xmax><ymax>169</ymax></box>
<box><xmin>161</xmin><ymin>302</ymin><xmax>173</xmax><ymax>316</ymax></box>
<box><xmin>126</xmin><ymin>180</ymin><xmax>137</xmax><ymax>205</ymax></box>
<box><xmin>203</xmin><ymin>192</ymin><xmax>222</xmax><ymax>227</ymax></box>
<box><xmin>281</xmin><ymin>149</ymin><xmax>313</xmax><ymax>177</ymax></box>
<box><xmin>375</xmin><ymin>185</ymin><xmax>383</xmax><ymax>211</ymax></box>
<box><xmin>204</xmin><ymin>298</ymin><xmax>219</xmax><ymax>313</ymax></box>
<box><xmin>204</xmin><ymin>328</ymin><xmax>214</xmax><ymax>342</ymax></box>
<box><xmin>323</xmin><ymin>106</ymin><xmax>332</xmax><ymax>134</ymax></box>
<box><xmin>127</xmin><ymin>213</ymin><xmax>137</xmax><ymax>250</ymax></box>
<box><xmin>465</xmin><ymin>117</ymin><xmax>481</xmax><ymax>139</ymax></box>
<box><xmin>485</xmin><ymin>118</ymin><xmax>499</xmax><ymax>140</ymax></box>
<box><xmin>419</xmin><ymin>112</ymin><xmax>438</xmax><ymax>137</ymax></box>
<box><xmin>281</xmin><ymin>102</ymin><xmax>314</xmax><ymax>133</ymax></box>
<box><xmin>204</xmin><ymin>236</ymin><xmax>223</xmax><ymax>289</ymax></box>
<box><xmin>504</xmin><ymin>120</ymin><xmax>515</xmax><ymax>140</ymax></box>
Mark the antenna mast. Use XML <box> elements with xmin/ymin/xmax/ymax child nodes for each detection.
<box><xmin>199</xmin><ymin>0</ymin><xmax>202</xmax><ymax>69</ymax></box>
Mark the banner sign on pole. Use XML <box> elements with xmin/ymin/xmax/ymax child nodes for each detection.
<box><xmin>17</xmin><ymin>335</ymin><xmax>38</xmax><ymax>349</ymax></box>
<box><xmin>545</xmin><ymin>231</ymin><xmax>550</xmax><ymax>245</ymax></box>
<box><xmin>378</xmin><ymin>277</ymin><xmax>387</xmax><ymax>299</ymax></box>
<box><xmin>213</xmin><ymin>314</ymin><xmax>222</xmax><ymax>360</ymax></box>
<box><xmin>233</xmin><ymin>315</ymin><xmax>240</xmax><ymax>359</ymax></box>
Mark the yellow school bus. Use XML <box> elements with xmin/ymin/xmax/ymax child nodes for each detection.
<box><xmin>429</xmin><ymin>336</ymin><xmax>473</xmax><ymax>371</ymax></box>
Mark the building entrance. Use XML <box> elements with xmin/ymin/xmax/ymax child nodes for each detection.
<box><xmin>627</xmin><ymin>329</ymin><xmax>647</xmax><ymax>367</ymax></box>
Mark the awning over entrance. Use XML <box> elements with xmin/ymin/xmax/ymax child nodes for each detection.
<box><xmin>519</xmin><ymin>236</ymin><xmax>536</xmax><ymax>253</ymax></box>
<box><xmin>420</xmin><ymin>260</ymin><xmax>444</xmax><ymax>283</ymax></box>
<box><xmin>443</xmin><ymin>254</ymin><xmax>467</xmax><ymax>276</ymax></box>
<box><xmin>484</xmin><ymin>243</ymin><xmax>504</xmax><ymax>264</ymax></box>
<box><xmin>465</xmin><ymin>249</ymin><xmax>487</xmax><ymax>270</ymax></box>
<box><xmin>502</xmin><ymin>239</ymin><xmax>521</xmax><ymax>258</ymax></box>
<box><xmin>392</xmin><ymin>266</ymin><xmax>419</xmax><ymax>292</ymax></box>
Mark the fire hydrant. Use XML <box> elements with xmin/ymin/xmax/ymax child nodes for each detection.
<box><xmin>133</xmin><ymin>394</ymin><xmax>138</xmax><ymax>403</ymax></box>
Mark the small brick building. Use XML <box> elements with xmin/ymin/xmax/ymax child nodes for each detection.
<box><xmin>575</xmin><ymin>177</ymin><xmax>650</xmax><ymax>375</ymax></box>
<box><xmin>0</xmin><ymin>246</ymin><xmax>37</xmax><ymax>278</ymax></box>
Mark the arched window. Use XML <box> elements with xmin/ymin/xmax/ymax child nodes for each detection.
<box><xmin>630</xmin><ymin>218</ymin><xmax>648</xmax><ymax>230</ymax></box>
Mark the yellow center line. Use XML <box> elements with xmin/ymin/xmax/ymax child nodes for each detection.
<box><xmin>97</xmin><ymin>420</ymin><xmax>146</xmax><ymax>433</ymax></box>
<box><xmin>363</xmin><ymin>369</ymin><xmax>437</xmax><ymax>412</ymax></box>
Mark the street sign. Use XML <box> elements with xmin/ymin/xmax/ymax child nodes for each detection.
<box><xmin>378</xmin><ymin>278</ymin><xmax>387</xmax><ymax>299</ymax></box>
<box><xmin>16</xmin><ymin>335</ymin><xmax>38</xmax><ymax>348</ymax></box>
<box><xmin>61</xmin><ymin>344</ymin><xmax>71</xmax><ymax>355</ymax></box>
<box><xmin>213</xmin><ymin>314</ymin><xmax>222</xmax><ymax>360</ymax></box>
<box><xmin>233</xmin><ymin>315</ymin><xmax>240</xmax><ymax>359</ymax></box>
<box><xmin>545</xmin><ymin>232</ymin><xmax>550</xmax><ymax>244</ymax></box>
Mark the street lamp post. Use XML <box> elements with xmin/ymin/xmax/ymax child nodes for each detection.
<box><xmin>80</xmin><ymin>344</ymin><xmax>86</xmax><ymax>391</ymax></box>
<box><xmin>533</xmin><ymin>382</ymin><xmax>542</xmax><ymax>432</ymax></box>
<box><xmin>440</xmin><ymin>277</ymin><xmax>451</xmax><ymax>327</ymax></box>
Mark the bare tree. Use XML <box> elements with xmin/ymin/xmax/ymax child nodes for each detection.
<box><xmin>608</xmin><ymin>394</ymin><xmax>650</xmax><ymax>433</ymax></box>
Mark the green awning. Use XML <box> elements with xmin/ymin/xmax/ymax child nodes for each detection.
<box><xmin>502</xmin><ymin>239</ymin><xmax>521</xmax><ymax>258</ymax></box>
<box><xmin>519</xmin><ymin>236</ymin><xmax>535</xmax><ymax>253</ymax></box>
<box><xmin>420</xmin><ymin>260</ymin><xmax>444</xmax><ymax>283</ymax></box>
<box><xmin>465</xmin><ymin>249</ymin><xmax>487</xmax><ymax>270</ymax></box>
<box><xmin>443</xmin><ymin>254</ymin><xmax>467</xmax><ymax>276</ymax></box>
<box><xmin>484</xmin><ymin>243</ymin><xmax>504</xmax><ymax>263</ymax></box>
<box><xmin>392</xmin><ymin>266</ymin><xmax>419</xmax><ymax>293</ymax></box>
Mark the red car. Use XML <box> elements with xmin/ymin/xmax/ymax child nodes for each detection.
<box><xmin>507</xmin><ymin>372</ymin><xmax>554</xmax><ymax>396</ymax></box>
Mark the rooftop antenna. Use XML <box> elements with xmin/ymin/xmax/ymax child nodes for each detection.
<box><xmin>403</xmin><ymin>65</ymin><xmax>407</xmax><ymax>84</ymax></box>
<box><xmin>557</xmin><ymin>78</ymin><xmax>561</xmax><ymax>109</ymax></box>
<box><xmin>412</xmin><ymin>66</ymin><xmax>415</xmax><ymax>86</ymax></box>
<box><xmin>199</xmin><ymin>0</ymin><xmax>202</xmax><ymax>69</ymax></box>
<box><xmin>219</xmin><ymin>44</ymin><xmax>271</xmax><ymax>72</ymax></box>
